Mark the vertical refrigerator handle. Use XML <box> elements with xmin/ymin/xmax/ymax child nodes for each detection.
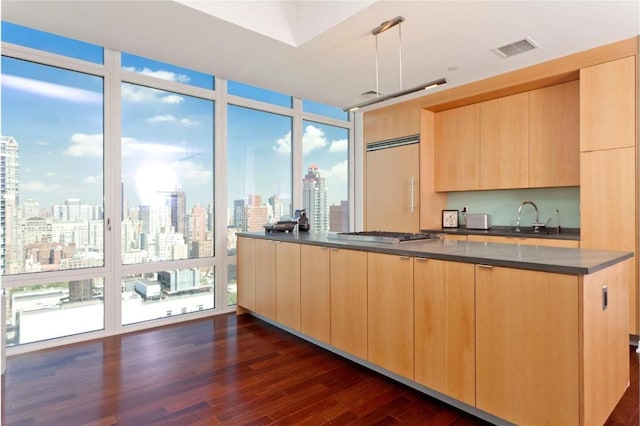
<box><xmin>410</xmin><ymin>177</ymin><xmax>415</xmax><ymax>213</ymax></box>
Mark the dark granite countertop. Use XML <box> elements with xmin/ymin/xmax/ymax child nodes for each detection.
<box><xmin>238</xmin><ymin>231</ymin><xmax>631</xmax><ymax>275</ymax></box>
<box><xmin>422</xmin><ymin>226</ymin><xmax>580</xmax><ymax>241</ymax></box>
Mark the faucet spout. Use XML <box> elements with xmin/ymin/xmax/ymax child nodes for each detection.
<box><xmin>515</xmin><ymin>201</ymin><xmax>539</xmax><ymax>233</ymax></box>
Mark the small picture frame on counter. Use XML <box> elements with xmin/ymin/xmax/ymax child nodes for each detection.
<box><xmin>442</xmin><ymin>209</ymin><xmax>459</xmax><ymax>228</ymax></box>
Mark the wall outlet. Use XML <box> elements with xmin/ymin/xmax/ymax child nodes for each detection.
<box><xmin>462</xmin><ymin>205</ymin><xmax>468</xmax><ymax>213</ymax></box>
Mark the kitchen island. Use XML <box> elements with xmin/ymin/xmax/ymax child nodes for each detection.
<box><xmin>236</xmin><ymin>231</ymin><xmax>633</xmax><ymax>426</ymax></box>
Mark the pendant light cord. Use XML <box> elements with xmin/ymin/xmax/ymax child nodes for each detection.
<box><xmin>375</xmin><ymin>34</ymin><xmax>380</xmax><ymax>98</ymax></box>
<box><xmin>398</xmin><ymin>22</ymin><xmax>403</xmax><ymax>90</ymax></box>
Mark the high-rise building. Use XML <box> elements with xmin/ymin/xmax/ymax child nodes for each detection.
<box><xmin>189</xmin><ymin>205</ymin><xmax>206</xmax><ymax>243</ymax></box>
<box><xmin>233</xmin><ymin>199</ymin><xmax>245</xmax><ymax>229</ymax></box>
<box><xmin>23</xmin><ymin>199</ymin><xmax>40</xmax><ymax>220</ymax></box>
<box><xmin>1</xmin><ymin>135</ymin><xmax>22</xmax><ymax>274</ymax></box>
<box><xmin>268</xmin><ymin>194</ymin><xmax>283</xmax><ymax>222</ymax></box>
<box><xmin>329</xmin><ymin>200</ymin><xmax>349</xmax><ymax>232</ymax></box>
<box><xmin>302</xmin><ymin>165</ymin><xmax>329</xmax><ymax>232</ymax></box>
<box><xmin>169</xmin><ymin>188</ymin><xmax>186</xmax><ymax>235</ymax></box>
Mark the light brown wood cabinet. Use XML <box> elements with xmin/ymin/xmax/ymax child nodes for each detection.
<box><xmin>434</xmin><ymin>104</ymin><xmax>480</xmax><ymax>191</ymax></box>
<box><xmin>414</xmin><ymin>258</ymin><xmax>475</xmax><ymax>405</ymax></box>
<box><xmin>330</xmin><ymin>248</ymin><xmax>368</xmax><ymax>360</ymax></box>
<box><xmin>434</xmin><ymin>82</ymin><xmax>579</xmax><ymax>191</ymax></box>
<box><xmin>275</xmin><ymin>241</ymin><xmax>301</xmax><ymax>331</ymax></box>
<box><xmin>467</xmin><ymin>234</ymin><xmax>579</xmax><ymax>248</ymax></box>
<box><xmin>254</xmin><ymin>239</ymin><xmax>276</xmax><ymax>320</ymax></box>
<box><xmin>236</xmin><ymin>237</ymin><xmax>256</xmax><ymax>311</ymax></box>
<box><xmin>476</xmin><ymin>265</ymin><xmax>580</xmax><ymax>425</ymax></box>
<box><xmin>363</xmin><ymin>102</ymin><xmax>421</xmax><ymax>144</ymax></box>
<box><xmin>367</xmin><ymin>252</ymin><xmax>414</xmax><ymax>379</ymax></box>
<box><xmin>579</xmin><ymin>56</ymin><xmax>638</xmax><ymax>335</ymax></box>
<box><xmin>476</xmin><ymin>261</ymin><xmax>629</xmax><ymax>426</ymax></box>
<box><xmin>300</xmin><ymin>245</ymin><xmax>331</xmax><ymax>344</ymax></box>
<box><xmin>581</xmin><ymin>147</ymin><xmax>637</xmax><ymax>334</ymax></box>
<box><xmin>580</xmin><ymin>56</ymin><xmax>635</xmax><ymax>151</ymax></box>
<box><xmin>529</xmin><ymin>80</ymin><xmax>580</xmax><ymax>187</ymax></box>
<box><xmin>365</xmin><ymin>143</ymin><xmax>420</xmax><ymax>232</ymax></box>
<box><xmin>479</xmin><ymin>92</ymin><xmax>530</xmax><ymax>189</ymax></box>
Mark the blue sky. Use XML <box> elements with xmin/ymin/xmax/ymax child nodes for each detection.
<box><xmin>1</xmin><ymin>21</ymin><xmax>349</xmax><ymax>215</ymax></box>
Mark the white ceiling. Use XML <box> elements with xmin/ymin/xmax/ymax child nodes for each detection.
<box><xmin>2</xmin><ymin>1</ymin><xmax>639</xmax><ymax>111</ymax></box>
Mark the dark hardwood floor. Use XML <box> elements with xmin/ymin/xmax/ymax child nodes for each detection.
<box><xmin>1</xmin><ymin>313</ymin><xmax>638</xmax><ymax>425</ymax></box>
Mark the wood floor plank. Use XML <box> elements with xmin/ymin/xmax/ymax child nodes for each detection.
<box><xmin>1</xmin><ymin>313</ymin><xmax>637</xmax><ymax>425</ymax></box>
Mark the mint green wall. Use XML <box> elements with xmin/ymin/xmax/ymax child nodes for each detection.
<box><xmin>447</xmin><ymin>187</ymin><xmax>580</xmax><ymax>228</ymax></box>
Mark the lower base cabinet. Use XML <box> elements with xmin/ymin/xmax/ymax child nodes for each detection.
<box><xmin>300</xmin><ymin>245</ymin><xmax>331</xmax><ymax>343</ymax></box>
<box><xmin>414</xmin><ymin>259</ymin><xmax>475</xmax><ymax>406</ymax></box>
<box><xmin>368</xmin><ymin>252</ymin><xmax>414</xmax><ymax>380</ymax></box>
<box><xmin>475</xmin><ymin>261</ymin><xmax>629</xmax><ymax>426</ymax></box>
<box><xmin>330</xmin><ymin>248</ymin><xmax>368</xmax><ymax>359</ymax></box>
<box><xmin>275</xmin><ymin>241</ymin><xmax>301</xmax><ymax>331</ymax></box>
<box><xmin>254</xmin><ymin>239</ymin><xmax>276</xmax><ymax>320</ymax></box>
<box><xmin>238</xmin><ymin>237</ymin><xmax>630</xmax><ymax>426</ymax></box>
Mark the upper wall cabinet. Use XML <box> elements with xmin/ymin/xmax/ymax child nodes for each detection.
<box><xmin>363</xmin><ymin>102</ymin><xmax>421</xmax><ymax>144</ymax></box>
<box><xmin>529</xmin><ymin>81</ymin><xmax>580</xmax><ymax>187</ymax></box>
<box><xmin>434</xmin><ymin>104</ymin><xmax>481</xmax><ymax>191</ymax></box>
<box><xmin>434</xmin><ymin>82</ymin><xmax>579</xmax><ymax>192</ymax></box>
<box><xmin>580</xmin><ymin>56</ymin><xmax>636</xmax><ymax>152</ymax></box>
<box><xmin>479</xmin><ymin>92</ymin><xmax>530</xmax><ymax>189</ymax></box>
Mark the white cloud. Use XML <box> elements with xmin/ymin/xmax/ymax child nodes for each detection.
<box><xmin>84</xmin><ymin>174</ymin><xmax>102</xmax><ymax>184</ymax></box>
<box><xmin>122</xmin><ymin>136</ymin><xmax>188</xmax><ymax>157</ymax></box>
<box><xmin>121</xmin><ymin>84</ymin><xmax>184</xmax><ymax>104</ymax></box>
<box><xmin>320</xmin><ymin>160</ymin><xmax>348</xmax><ymax>181</ymax></box>
<box><xmin>173</xmin><ymin>160</ymin><xmax>212</xmax><ymax>184</ymax></box>
<box><xmin>147</xmin><ymin>114</ymin><xmax>176</xmax><ymax>123</ymax></box>
<box><xmin>273</xmin><ymin>131</ymin><xmax>292</xmax><ymax>155</ymax></box>
<box><xmin>46</xmin><ymin>172</ymin><xmax>57</xmax><ymax>177</ymax></box>
<box><xmin>64</xmin><ymin>133</ymin><xmax>103</xmax><ymax>157</ymax></box>
<box><xmin>146</xmin><ymin>115</ymin><xmax>196</xmax><ymax>126</ymax></box>
<box><xmin>2</xmin><ymin>74</ymin><xmax>102</xmax><ymax>104</ymax></box>
<box><xmin>329</xmin><ymin>138</ymin><xmax>348</xmax><ymax>152</ymax></box>
<box><xmin>122</xmin><ymin>66</ymin><xmax>190</xmax><ymax>84</ymax></box>
<box><xmin>162</xmin><ymin>94</ymin><xmax>184</xmax><ymax>104</ymax></box>
<box><xmin>36</xmin><ymin>141</ymin><xmax>51</xmax><ymax>146</ymax></box>
<box><xmin>302</xmin><ymin>125</ymin><xmax>328</xmax><ymax>154</ymax></box>
<box><xmin>21</xmin><ymin>180</ymin><xmax>62</xmax><ymax>192</ymax></box>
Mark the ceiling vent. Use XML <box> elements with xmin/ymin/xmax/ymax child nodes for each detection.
<box><xmin>361</xmin><ymin>90</ymin><xmax>382</xmax><ymax>98</ymax></box>
<box><xmin>492</xmin><ymin>37</ymin><xmax>539</xmax><ymax>58</ymax></box>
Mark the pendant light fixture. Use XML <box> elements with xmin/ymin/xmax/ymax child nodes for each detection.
<box><xmin>343</xmin><ymin>16</ymin><xmax>446</xmax><ymax>112</ymax></box>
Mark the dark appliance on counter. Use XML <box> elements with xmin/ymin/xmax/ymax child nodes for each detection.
<box><xmin>333</xmin><ymin>231</ymin><xmax>435</xmax><ymax>244</ymax></box>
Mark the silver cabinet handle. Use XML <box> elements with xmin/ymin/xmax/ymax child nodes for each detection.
<box><xmin>477</xmin><ymin>264</ymin><xmax>493</xmax><ymax>269</ymax></box>
<box><xmin>415</xmin><ymin>257</ymin><xmax>428</xmax><ymax>262</ymax></box>
<box><xmin>410</xmin><ymin>177</ymin><xmax>415</xmax><ymax>213</ymax></box>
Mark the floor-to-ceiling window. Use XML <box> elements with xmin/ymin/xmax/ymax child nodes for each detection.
<box><xmin>1</xmin><ymin>21</ymin><xmax>353</xmax><ymax>352</ymax></box>
<box><xmin>1</xmin><ymin>23</ymin><xmax>107</xmax><ymax>346</ymax></box>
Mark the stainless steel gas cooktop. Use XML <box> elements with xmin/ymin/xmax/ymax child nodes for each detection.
<box><xmin>333</xmin><ymin>231</ymin><xmax>435</xmax><ymax>244</ymax></box>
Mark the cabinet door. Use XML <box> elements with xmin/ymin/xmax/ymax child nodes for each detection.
<box><xmin>254</xmin><ymin>239</ymin><xmax>276</xmax><ymax>320</ymax></box>
<box><xmin>367</xmin><ymin>252</ymin><xmax>414</xmax><ymax>379</ymax></box>
<box><xmin>581</xmin><ymin>147</ymin><xmax>637</xmax><ymax>334</ymax></box>
<box><xmin>330</xmin><ymin>248</ymin><xmax>368</xmax><ymax>359</ymax></box>
<box><xmin>414</xmin><ymin>259</ymin><xmax>475</xmax><ymax>405</ymax></box>
<box><xmin>529</xmin><ymin>81</ymin><xmax>579</xmax><ymax>187</ymax></box>
<box><xmin>275</xmin><ymin>241</ymin><xmax>301</xmax><ymax>331</ymax></box>
<box><xmin>580</xmin><ymin>56</ymin><xmax>635</xmax><ymax>151</ymax></box>
<box><xmin>476</xmin><ymin>265</ymin><xmax>579</xmax><ymax>425</ymax></box>
<box><xmin>434</xmin><ymin>103</ymin><xmax>480</xmax><ymax>191</ymax></box>
<box><xmin>366</xmin><ymin>143</ymin><xmax>419</xmax><ymax>232</ymax></box>
<box><xmin>300</xmin><ymin>245</ymin><xmax>330</xmax><ymax>343</ymax></box>
<box><xmin>363</xmin><ymin>103</ymin><xmax>420</xmax><ymax>144</ymax></box>
<box><xmin>237</xmin><ymin>237</ymin><xmax>256</xmax><ymax>311</ymax></box>
<box><xmin>479</xmin><ymin>92</ymin><xmax>529</xmax><ymax>189</ymax></box>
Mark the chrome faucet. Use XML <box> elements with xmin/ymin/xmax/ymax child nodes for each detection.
<box><xmin>515</xmin><ymin>201</ymin><xmax>539</xmax><ymax>233</ymax></box>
